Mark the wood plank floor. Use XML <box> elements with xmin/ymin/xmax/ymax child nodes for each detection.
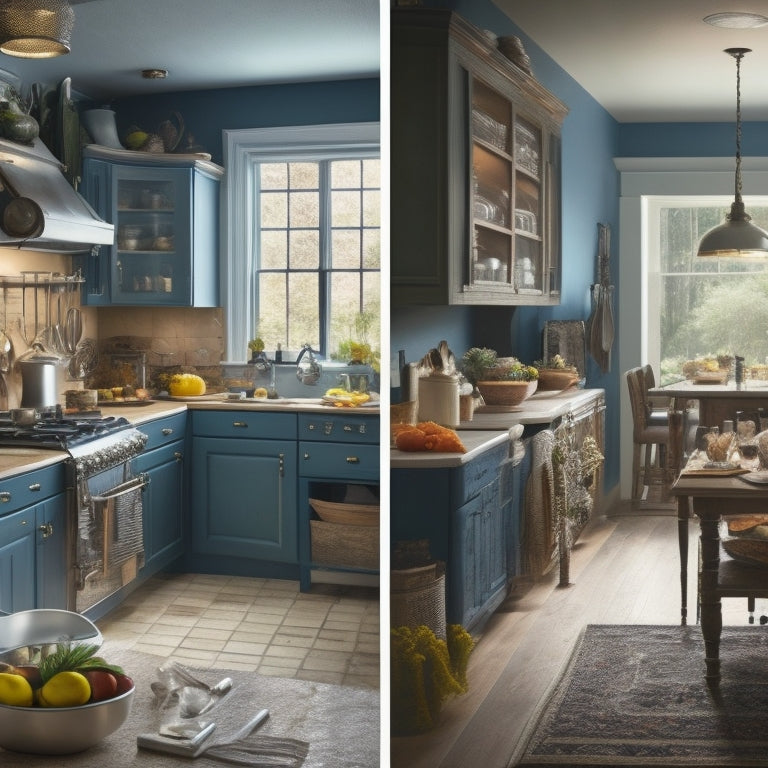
<box><xmin>389</xmin><ymin>502</ymin><xmax>768</xmax><ymax>768</ymax></box>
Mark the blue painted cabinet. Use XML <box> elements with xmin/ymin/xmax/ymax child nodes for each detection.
<box><xmin>391</xmin><ymin>438</ymin><xmax>521</xmax><ymax>630</ymax></box>
<box><xmin>79</xmin><ymin>146</ymin><xmax>222</xmax><ymax>307</ymax></box>
<box><xmin>189</xmin><ymin>411</ymin><xmax>298</xmax><ymax>572</ymax></box>
<box><xmin>135</xmin><ymin>412</ymin><xmax>187</xmax><ymax>575</ymax></box>
<box><xmin>298</xmin><ymin>412</ymin><xmax>380</xmax><ymax>590</ymax></box>
<box><xmin>0</xmin><ymin>463</ymin><xmax>67</xmax><ymax>613</ymax></box>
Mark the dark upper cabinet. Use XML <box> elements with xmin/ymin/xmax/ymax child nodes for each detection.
<box><xmin>392</xmin><ymin>9</ymin><xmax>568</xmax><ymax>306</ymax></box>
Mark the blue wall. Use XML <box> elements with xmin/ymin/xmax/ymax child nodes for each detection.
<box><xmin>109</xmin><ymin>78</ymin><xmax>380</xmax><ymax>167</ymax></box>
<box><xmin>390</xmin><ymin>0</ymin><xmax>623</xmax><ymax>490</ymax></box>
<box><xmin>618</xmin><ymin>122</ymin><xmax>768</xmax><ymax>158</ymax></box>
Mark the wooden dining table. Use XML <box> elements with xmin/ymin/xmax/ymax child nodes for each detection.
<box><xmin>671</xmin><ymin>467</ymin><xmax>768</xmax><ymax>682</ymax></box>
<box><xmin>650</xmin><ymin>379</ymin><xmax>768</xmax><ymax>473</ymax></box>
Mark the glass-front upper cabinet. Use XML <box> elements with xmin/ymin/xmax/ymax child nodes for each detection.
<box><xmin>79</xmin><ymin>146</ymin><xmax>223</xmax><ymax>307</ymax></box>
<box><xmin>392</xmin><ymin>9</ymin><xmax>568</xmax><ymax>306</ymax></box>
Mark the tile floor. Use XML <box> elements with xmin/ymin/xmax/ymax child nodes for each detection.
<box><xmin>96</xmin><ymin>572</ymin><xmax>380</xmax><ymax>689</ymax></box>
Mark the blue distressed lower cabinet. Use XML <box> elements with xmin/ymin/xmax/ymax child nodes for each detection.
<box><xmin>390</xmin><ymin>437</ymin><xmax>524</xmax><ymax>630</ymax></box>
<box><xmin>0</xmin><ymin>463</ymin><xmax>67</xmax><ymax>613</ymax></box>
<box><xmin>189</xmin><ymin>411</ymin><xmax>299</xmax><ymax>578</ymax></box>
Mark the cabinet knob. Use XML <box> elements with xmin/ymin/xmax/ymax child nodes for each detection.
<box><xmin>174</xmin><ymin>451</ymin><xmax>183</xmax><ymax>462</ymax></box>
<box><xmin>28</xmin><ymin>483</ymin><xmax>41</xmax><ymax>492</ymax></box>
<box><xmin>303</xmin><ymin>452</ymin><xmax>311</xmax><ymax>460</ymax></box>
<box><xmin>38</xmin><ymin>523</ymin><xmax>53</xmax><ymax>538</ymax></box>
<box><xmin>232</xmin><ymin>421</ymin><xmax>248</xmax><ymax>428</ymax></box>
<box><xmin>346</xmin><ymin>456</ymin><xmax>360</xmax><ymax>464</ymax></box>
<box><xmin>0</xmin><ymin>491</ymin><xmax>10</xmax><ymax>503</ymax></box>
<box><xmin>162</xmin><ymin>428</ymin><xmax>174</xmax><ymax>435</ymax></box>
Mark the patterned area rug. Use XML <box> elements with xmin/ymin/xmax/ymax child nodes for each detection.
<box><xmin>514</xmin><ymin>624</ymin><xmax>768</xmax><ymax>767</ymax></box>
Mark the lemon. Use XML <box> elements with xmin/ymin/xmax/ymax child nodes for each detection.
<box><xmin>39</xmin><ymin>671</ymin><xmax>91</xmax><ymax>707</ymax></box>
<box><xmin>0</xmin><ymin>672</ymin><xmax>34</xmax><ymax>707</ymax></box>
<box><xmin>168</xmin><ymin>373</ymin><xmax>206</xmax><ymax>397</ymax></box>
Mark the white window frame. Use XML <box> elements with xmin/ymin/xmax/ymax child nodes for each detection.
<box><xmin>222</xmin><ymin>122</ymin><xmax>380</xmax><ymax>362</ymax></box>
<box><xmin>616</xmin><ymin>156</ymin><xmax>768</xmax><ymax>499</ymax></box>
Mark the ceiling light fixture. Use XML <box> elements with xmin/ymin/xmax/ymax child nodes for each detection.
<box><xmin>0</xmin><ymin>0</ymin><xmax>74</xmax><ymax>58</ymax></box>
<box><xmin>698</xmin><ymin>48</ymin><xmax>768</xmax><ymax>259</ymax></box>
<box><xmin>704</xmin><ymin>12</ymin><xmax>768</xmax><ymax>29</ymax></box>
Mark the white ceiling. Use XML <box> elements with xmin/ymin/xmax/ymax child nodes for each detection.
<box><xmin>492</xmin><ymin>0</ymin><xmax>768</xmax><ymax>122</ymax></box>
<box><xmin>6</xmin><ymin>0</ymin><xmax>380</xmax><ymax>101</ymax></box>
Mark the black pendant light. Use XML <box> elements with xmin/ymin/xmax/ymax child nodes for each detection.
<box><xmin>698</xmin><ymin>48</ymin><xmax>768</xmax><ymax>258</ymax></box>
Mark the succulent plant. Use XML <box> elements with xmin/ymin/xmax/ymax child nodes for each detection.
<box><xmin>460</xmin><ymin>347</ymin><xmax>498</xmax><ymax>386</ymax></box>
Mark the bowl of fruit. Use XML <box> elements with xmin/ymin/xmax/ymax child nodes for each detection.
<box><xmin>0</xmin><ymin>610</ymin><xmax>134</xmax><ymax>754</ymax></box>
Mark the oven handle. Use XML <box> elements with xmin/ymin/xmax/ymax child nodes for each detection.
<box><xmin>90</xmin><ymin>473</ymin><xmax>149</xmax><ymax>504</ymax></box>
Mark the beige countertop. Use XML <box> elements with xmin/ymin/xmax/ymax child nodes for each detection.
<box><xmin>389</xmin><ymin>388</ymin><xmax>603</xmax><ymax>470</ymax></box>
<box><xmin>390</xmin><ymin>429</ymin><xmax>514</xmax><ymax>469</ymax></box>
<box><xmin>461</xmin><ymin>387</ymin><xmax>603</xmax><ymax>430</ymax></box>
<box><xmin>0</xmin><ymin>398</ymin><xmax>380</xmax><ymax>480</ymax></box>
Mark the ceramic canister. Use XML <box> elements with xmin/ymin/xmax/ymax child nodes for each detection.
<box><xmin>418</xmin><ymin>373</ymin><xmax>460</xmax><ymax>428</ymax></box>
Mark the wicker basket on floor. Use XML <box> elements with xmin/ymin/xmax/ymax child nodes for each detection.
<box><xmin>391</xmin><ymin>562</ymin><xmax>446</xmax><ymax>639</ymax></box>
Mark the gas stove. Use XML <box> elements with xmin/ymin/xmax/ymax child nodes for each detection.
<box><xmin>0</xmin><ymin>411</ymin><xmax>148</xmax><ymax>477</ymax></box>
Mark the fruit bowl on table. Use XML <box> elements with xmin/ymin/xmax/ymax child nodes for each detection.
<box><xmin>0</xmin><ymin>609</ymin><xmax>134</xmax><ymax>755</ymax></box>
<box><xmin>477</xmin><ymin>379</ymin><xmax>538</xmax><ymax>406</ymax></box>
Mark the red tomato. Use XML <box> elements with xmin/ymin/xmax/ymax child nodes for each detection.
<box><xmin>113</xmin><ymin>673</ymin><xmax>134</xmax><ymax>696</ymax></box>
<box><xmin>81</xmin><ymin>670</ymin><xmax>117</xmax><ymax>702</ymax></box>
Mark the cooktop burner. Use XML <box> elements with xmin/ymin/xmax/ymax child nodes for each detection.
<box><xmin>0</xmin><ymin>413</ymin><xmax>134</xmax><ymax>450</ymax></box>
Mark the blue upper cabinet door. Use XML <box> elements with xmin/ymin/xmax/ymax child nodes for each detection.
<box><xmin>111</xmin><ymin>166</ymin><xmax>194</xmax><ymax>306</ymax></box>
<box><xmin>77</xmin><ymin>158</ymin><xmax>112</xmax><ymax>306</ymax></box>
<box><xmin>80</xmin><ymin>146</ymin><xmax>223</xmax><ymax>307</ymax></box>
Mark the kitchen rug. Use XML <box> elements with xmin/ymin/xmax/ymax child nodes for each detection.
<box><xmin>514</xmin><ymin>624</ymin><xmax>768</xmax><ymax>767</ymax></box>
<box><xmin>0</xmin><ymin>648</ymin><xmax>379</xmax><ymax>768</ymax></box>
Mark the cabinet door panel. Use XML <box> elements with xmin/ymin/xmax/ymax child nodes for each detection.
<box><xmin>191</xmin><ymin>437</ymin><xmax>297</xmax><ymax>563</ymax></box>
<box><xmin>35</xmin><ymin>494</ymin><xmax>68</xmax><ymax>609</ymax></box>
<box><xmin>135</xmin><ymin>440</ymin><xmax>184</xmax><ymax>573</ymax></box>
<box><xmin>0</xmin><ymin>509</ymin><xmax>35</xmax><ymax>613</ymax></box>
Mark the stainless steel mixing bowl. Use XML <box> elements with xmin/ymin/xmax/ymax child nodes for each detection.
<box><xmin>0</xmin><ymin>687</ymin><xmax>134</xmax><ymax>754</ymax></box>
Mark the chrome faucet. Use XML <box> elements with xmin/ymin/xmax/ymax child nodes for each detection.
<box><xmin>296</xmin><ymin>344</ymin><xmax>321</xmax><ymax>385</ymax></box>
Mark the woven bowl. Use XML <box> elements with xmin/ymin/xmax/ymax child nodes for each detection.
<box><xmin>536</xmin><ymin>369</ymin><xmax>580</xmax><ymax>391</ymax></box>
<box><xmin>309</xmin><ymin>498</ymin><xmax>379</xmax><ymax>526</ymax></box>
<box><xmin>477</xmin><ymin>379</ymin><xmax>538</xmax><ymax>406</ymax></box>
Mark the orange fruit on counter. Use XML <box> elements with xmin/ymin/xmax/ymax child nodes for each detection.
<box><xmin>38</xmin><ymin>671</ymin><xmax>91</xmax><ymax>707</ymax></box>
<box><xmin>0</xmin><ymin>671</ymin><xmax>34</xmax><ymax>706</ymax></box>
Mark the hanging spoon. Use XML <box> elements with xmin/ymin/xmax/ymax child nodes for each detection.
<box><xmin>0</xmin><ymin>286</ymin><xmax>12</xmax><ymax>373</ymax></box>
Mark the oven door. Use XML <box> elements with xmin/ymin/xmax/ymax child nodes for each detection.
<box><xmin>71</xmin><ymin>469</ymin><xmax>149</xmax><ymax>613</ymax></box>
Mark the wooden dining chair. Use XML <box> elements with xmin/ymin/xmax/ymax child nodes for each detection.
<box><xmin>626</xmin><ymin>367</ymin><xmax>671</xmax><ymax>503</ymax></box>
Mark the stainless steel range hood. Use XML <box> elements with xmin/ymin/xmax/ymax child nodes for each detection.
<box><xmin>0</xmin><ymin>137</ymin><xmax>114</xmax><ymax>253</ymax></box>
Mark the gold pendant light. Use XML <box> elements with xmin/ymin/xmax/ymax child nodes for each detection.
<box><xmin>0</xmin><ymin>0</ymin><xmax>74</xmax><ymax>58</ymax></box>
<box><xmin>698</xmin><ymin>48</ymin><xmax>768</xmax><ymax>258</ymax></box>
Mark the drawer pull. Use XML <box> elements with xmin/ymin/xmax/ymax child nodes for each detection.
<box><xmin>0</xmin><ymin>491</ymin><xmax>10</xmax><ymax>503</ymax></box>
<box><xmin>303</xmin><ymin>452</ymin><xmax>311</xmax><ymax>460</ymax></box>
<box><xmin>162</xmin><ymin>428</ymin><xmax>174</xmax><ymax>435</ymax></box>
<box><xmin>38</xmin><ymin>523</ymin><xmax>53</xmax><ymax>538</ymax></box>
<box><xmin>174</xmin><ymin>451</ymin><xmax>183</xmax><ymax>462</ymax></box>
<box><xmin>28</xmin><ymin>483</ymin><xmax>41</xmax><ymax>492</ymax></box>
<box><xmin>346</xmin><ymin>456</ymin><xmax>360</xmax><ymax>464</ymax></box>
<box><xmin>232</xmin><ymin>421</ymin><xmax>248</xmax><ymax>428</ymax></box>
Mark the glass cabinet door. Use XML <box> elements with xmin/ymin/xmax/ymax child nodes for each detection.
<box><xmin>110</xmin><ymin>167</ymin><xmax>191</xmax><ymax>305</ymax></box>
<box><xmin>470</xmin><ymin>76</ymin><xmax>547</xmax><ymax>298</ymax></box>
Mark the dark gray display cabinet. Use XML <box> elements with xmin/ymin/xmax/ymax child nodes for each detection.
<box><xmin>390</xmin><ymin>433</ymin><xmax>523</xmax><ymax>630</ymax></box>
<box><xmin>298</xmin><ymin>411</ymin><xmax>380</xmax><ymax>591</ymax></box>
<box><xmin>0</xmin><ymin>463</ymin><xmax>67</xmax><ymax>613</ymax></box>
<box><xmin>79</xmin><ymin>145</ymin><xmax>222</xmax><ymax>307</ymax></box>
<box><xmin>392</xmin><ymin>9</ymin><xmax>567</xmax><ymax>306</ymax></box>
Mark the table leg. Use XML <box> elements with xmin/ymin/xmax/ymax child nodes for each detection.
<box><xmin>677</xmin><ymin>495</ymin><xmax>689</xmax><ymax>625</ymax></box>
<box><xmin>698</xmin><ymin>515</ymin><xmax>723</xmax><ymax>682</ymax></box>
